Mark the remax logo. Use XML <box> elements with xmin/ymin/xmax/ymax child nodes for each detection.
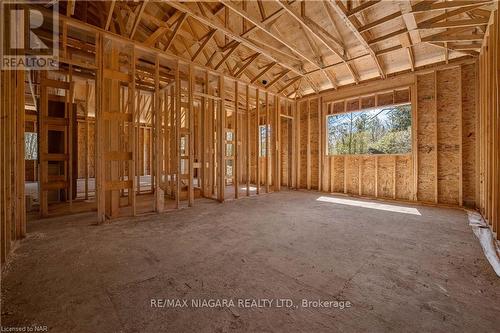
<box><xmin>1</xmin><ymin>0</ymin><xmax>59</xmax><ymax>70</ymax></box>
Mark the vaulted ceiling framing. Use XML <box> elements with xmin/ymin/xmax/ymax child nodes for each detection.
<box><xmin>51</xmin><ymin>0</ymin><xmax>495</xmax><ymax>98</ymax></box>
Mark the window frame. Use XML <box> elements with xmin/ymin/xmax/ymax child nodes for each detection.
<box><xmin>325</xmin><ymin>102</ymin><xmax>413</xmax><ymax>157</ymax></box>
<box><xmin>258</xmin><ymin>124</ymin><xmax>271</xmax><ymax>157</ymax></box>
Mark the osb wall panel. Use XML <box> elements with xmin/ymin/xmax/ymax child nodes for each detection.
<box><xmin>417</xmin><ymin>72</ymin><xmax>437</xmax><ymax>202</ymax></box>
<box><xmin>360</xmin><ymin>157</ymin><xmax>375</xmax><ymax>197</ymax></box>
<box><xmin>330</xmin><ymin>156</ymin><xmax>344</xmax><ymax>192</ymax></box>
<box><xmin>437</xmin><ymin>68</ymin><xmax>461</xmax><ymax>205</ymax></box>
<box><xmin>461</xmin><ymin>64</ymin><xmax>477</xmax><ymax>207</ymax></box>
<box><xmin>309</xmin><ymin>99</ymin><xmax>319</xmax><ymax>190</ymax></box>
<box><xmin>296</xmin><ymin>64</ymin><xmax>477</xmax><ymax>207</ymax></box>
<box><xmin>345</xmin><ymin>156</ymin><xmax>360</xmax><ymax>194</ymax></box>
<box><xmin>396</xmin><ymin>155</ymin><xmax>412</xmax><ymax>200</ymax></box>
<box><xmin>377</xmin><ymin>156</ymin><xmax>395</xmax><ymax>198</ymax></box>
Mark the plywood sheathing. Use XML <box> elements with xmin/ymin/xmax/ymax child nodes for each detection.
<box><xmin>295</xmin><ymin>63</ymin><xmax>478</xmax><ymax>207</ymax></box>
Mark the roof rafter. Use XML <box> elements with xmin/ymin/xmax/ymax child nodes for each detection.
<box><xmin>278</xmin><ymin>76</ymin><xmax>301</xmax><ymax>94</ymax></box>
<box><xmin>235</xmin><ymin>53</ymin><xmax>260</xmax><ymax>78</ymax></box>
<box><xmin>165</xmin><ymin>1</ymin><xmax>304</xmax><ymax>76</ymax></box>
<box><xmin>273</xmin><ymin>0</ymin><xmax>345</xmax><ymax>57</ymax></box>
<box><xmin>191</xmin><ymin>29</ymin><xmax>216</xmax><ymax>62</ymax></box>
<box><xmin>347</xmin><ymin>0</ymin><xmax>381</xmax><ymax>17</ymax></box>
<box><xmin>104</xmin><ymin>0</ymin><xmax>115</xmax><ymax>31</ymax></box>
<box><xmin>419</xmin><ymin>18</ymin><xmax>490</xmax><ymax>29</ymax></box>
<box><xmin>129</xmin><ymin>1</ymin><xmax>147</xmax><ymax>39</ymax></box>
<box><xmin>251</xmin><ymin>62</ymin><xmax>276</xmax><ymax>84</ymax></box>
<box><xmin>329</xmin><ymin>0</ymin><xmax>385</xmax><ymax>79</ymax></box>
<box><xmin>266</xmin><ymin>70</ymin><xmax>290</xmax><ymax>89</ymax></box>
<box><xmin>214</xmin><ymin>42</ymin><xmax>240</xmax><ymax>70</ymax></box>
<box><xmin>412</xmin><ymin>0</ymin><xmax>492</xmax><ymax>13</ymax></box>
<box><xmin>164</xmin><ymin>13</ymin><xmax>188</xmax><ymax>51</ymax></box>
<box><xmin>220</xmin><ymin>0</ymin><xmax>322</xmax><ymax>70</ymax></box>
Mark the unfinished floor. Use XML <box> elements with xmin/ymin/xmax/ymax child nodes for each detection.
<box><xmin>1</xmin><ymin>190</ymin><xmax>499</xmax><ymax>332</ymax></box>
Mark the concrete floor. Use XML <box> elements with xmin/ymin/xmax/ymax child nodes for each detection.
<box><xmin>1</xmin><ymin>190</ymin><xmax>499</xmax><ymax>332</ymax></box>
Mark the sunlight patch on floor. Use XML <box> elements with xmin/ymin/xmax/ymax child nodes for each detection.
<box><xmin>316</xmin><ymin>196</ymin><xmax>421</xmax><ymax>215</ymax></box>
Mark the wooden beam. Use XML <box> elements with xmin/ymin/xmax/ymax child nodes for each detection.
<box><xmin>221</xmin><ymin>0</ymin><xmax>323</xmax><ymax>69</ymax></box>
<box><xmin>214</xmin><ymin>42</ymin><xmax>240</xmax><ymax>70</ymax></box>
<box><xmin>418</xmin><ymin>3</ymin><xmax>491</xmax><ymax>27</ymax></box>
<box><xmin>191</xmin><ymin>29</ymin><xmax>216</xmax><ymax>62</ymax></box>
<box><xmin>347</xmin><ymin>0</ymin><xmax>380</xmax><ymax>16</ymax></box>
<box><xmin>188</xmin><ymin>64</ymin><xmax>194</xmax><ymax>207</ymax></box>
<box><xmin>164</xmin><ymin>13</ymin><xmax>188</xmax><ymax>51</ymax></box>
<box><xmin>217</xmin><ymin>75</ymin><xmax>225</xmax><ymax>202</ymax></box>
<box><xmin>105</xmin><ymin>0</ymin><xmax>116</xmax><ymax>31</ymax></box>
<box><xmin>277</xmin><ymin>76</ymin><xmax>301</xmax><ymax>94</ymax></box>
<box><xmin>266</xmin><ymin>70</ymin><xmax>289</xmax><ymax>89</ymax></box>
<box><xmin>358</xmin><ymin>11</ymin><xmax>402</xmax><ymax>33</ymax></box>
<box><xmin>422</xmin><ymin>33</ymin><xmax>485</xmax><ymax>42</ymax></box>
<box><xmin>412</xmin><ymin>0</ymin><xmax>492</xmax><ymax>13</ymax></box>
<box><xmin>251</xmin><ymin>62</ymin><xmax>276</xmax><ymax>84</ymax></box>
<box><xmin>235</xmin><ymin>53</ymin><xmax>259</xmax><ymax>78</ymax></box>
<box><xmin>166</xmin><ymin>1</ymin><xmax>304</xmax><ymax>76</ymax></box>
<box><xmin>419</xmin><ymin>18</ymin><xmax>489</xmax><ymax>29</ymax></box>
<box><xmin>234</xmin><ymin>81</ymin><xmax>239</xmax><ymax>199</ymax></box>
<box><xmin>274</xmin><ymin>0</ymin><xmax>344</xmax><ymax>57</ymax></box>
<box><xmin>368</xmin><ymin>28</ymin><xmax>408</xmax><ymax>45</ymax></box>
<box><xmin>129</xmin><ymin>1</ymin><xmax>147</xmax><ymax>39</ymax></box>
<box><xmin>246</xmin><ymin>85</ymin><xmax>250</xmax><ymax>196</ymax></box>
<box><xmin>329</xmin><ymin>1</ymin><xmax>385</xmax><ymax>78</ymax></box>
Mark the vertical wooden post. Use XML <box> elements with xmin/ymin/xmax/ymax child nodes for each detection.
<box><xmin>375</xmin><ymin>156</ymin><xmax>379</xmax><ymax>198</ymax></box>
<box><xmin>68</xmin><ymin>65</ymin><xmax>74</xmax><ymax>211</ymax></box>
<box><xmin>276</xmin><ymin>96</ymin><xmax>281</xmax><ymax>192</ymax></box>
<box><xmin>265</xmin><ymin>92</ymin><xmax>270</xmax><ymax>193</ymax></box>
<box><xmin>307</xmin><ymin>99</ymin><xmax>311</xmax><ymax>190</ymax></box>
<box><xmin>459</xmin><ymin>66</ymin><xmax>463</xmax><ymax>206</ymax></box>
<box><xmin>411</xmin><ymin>82</ymin><xmax>418</xmax><ymax>201</ymax></box>
<box><xmin>434</xmin><ymin>70</ymin><xmax>439</xmax><ymax>204</ymax></box>
<box><xmin>256</xmin><ymin>88</ymin><xmax>260</xmax><ymax>195</ymax></box>
<box><xmin>296</xmin><ymin>100</ymin><xmax>300</xmax><ymax>189</ymax></box>
<box><xmin>246</xmin><ymin>85</ymin><xmax>250</xmax><ymax>196</ymax></box>
<box><xmin>217</xmin><ymin>75</ymin><xmax>225</xmax><ymax>202</ymax></box>
<box><xmin>201</xmin><ymin>71</ymin><xmax>208</xmax><ymax>197</ymax></box>
<box><xmin>234</xmin><ymin>81</ymin><xmax>239</xmax><ymax>199</ymax></box>
<box><xmin>155</xmin><ymin>55</ymin><xmax>164</xmax><ymax>212</ymax></box>
<box><xmin>96</xmin><ymin>33</ymin><xmax>105</xmax><ymax>223</ymax></box>
<box><xmin>175</xmin><ymin>62</ymin><xmax>181</xmax><ymax>208</ymax></box>
<box><xmin>15</xmin><ymin>68</ymin><xmax>25</xmax><ymax>237</ymax></box>
<box><xmin>188</xmin><ymin>64</ymin><xmax>194</xmax><ymax>207</ymax></box>
<box><xmin>84</xmin><ymin>81</ymin><xmax>90</xmax><ymax>200</ymax></box>
<box><xmin>318</xmin><ymin>97</ymin><xmax>322</xmax><ymax>192</ymax></box>
<box><xmin>130</xmin><ymin>46</ymin><xmax>137</xmax><ymax>216</ymax></box>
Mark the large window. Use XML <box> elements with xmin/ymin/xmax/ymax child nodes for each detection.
<box><xmin>25</xmin><ymin>132</ymin><xmax>37</xmax><ymax>160</ymax></box>
<box><xmin>259</xmin><ymin>125</ymin><xmax>271</xmax><ymax>157</ymax></box>
<box><xmin>327</xmin><ymin>104</ymin><xmax>411</xmax><ymax>155</ymax></box>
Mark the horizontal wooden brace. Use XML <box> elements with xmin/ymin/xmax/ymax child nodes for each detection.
<box><xmin>105</xmin><ymin>180</ymin><xmax>133</xmax><ymax>191</ymax></box>
<box><xmin>41</xmin><ymin>79</ymin><xmax>71</xmax><ymax>90</ymax></box>
<box><xmin>103</xmin><ymin>112</ymin><xmax>133</xmax><ymax>122</ymax></box>
<box><xmin>104</xmin><ymin>151</ymin><xmax>133</xmax><ymax>161</ymax></box>
<box><xmin>41</xmin><ymin>181</ymin><xmax>68</xmax><ymax>190</ymax></box>
<box><xmin>41</xmin><ymin>153</ymin><xmax>68</xmax><ymax>161</ymax></box>
<box><xmin>103</xmin><ymin>69</ymin><xmax>130</xmax><ymax>82</ymax></box>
